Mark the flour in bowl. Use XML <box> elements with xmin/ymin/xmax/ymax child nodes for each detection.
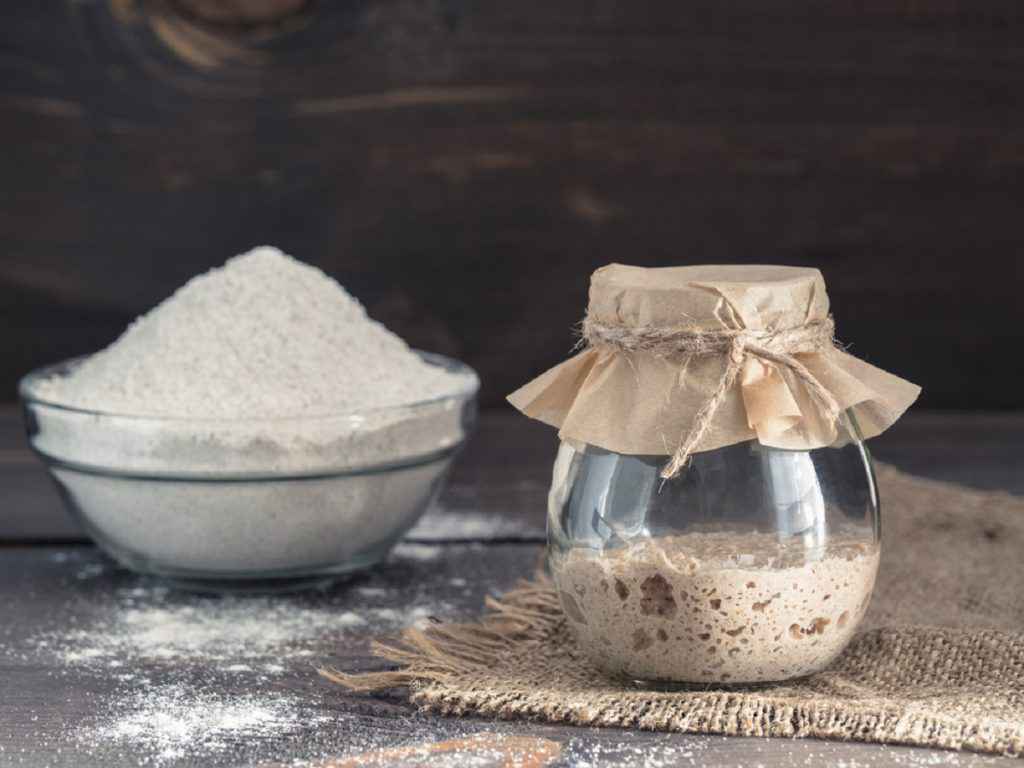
<box><xmin>23</xmin><ymin>247</ymin><xmax>478</xmax><ymax>578</ymax></box>
<box><xmin>36</xmin><ymin>246</ymin><xmax>465</xmax><ymax>417</ymax></box>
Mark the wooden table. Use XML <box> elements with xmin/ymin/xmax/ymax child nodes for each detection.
<box><xmin>2</xmin><ymin>406</ymin><xmax>1022</xmax><ymax>767</ymax></box>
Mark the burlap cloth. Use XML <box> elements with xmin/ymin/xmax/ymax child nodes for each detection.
<box><xmin>327</xmin><ymin>465</ymin><xmax>1024</xmax><ymax>757</ymax></box>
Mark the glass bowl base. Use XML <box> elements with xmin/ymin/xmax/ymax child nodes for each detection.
<box><xmin>93</xmin><ymin>538</ymin><xmax>396</xmax><ymax>593</ymax></box>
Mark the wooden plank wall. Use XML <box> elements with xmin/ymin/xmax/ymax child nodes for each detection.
<box><xmin>1</xmin><ymin>0</ymin><xmax>1022</xmax><ymax>408</ymax></box>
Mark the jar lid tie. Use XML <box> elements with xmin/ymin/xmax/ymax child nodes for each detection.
<box><xmin>581</xmin><ymin>316</ymin><xmax>843</xmax><ymax>479</ymax></box>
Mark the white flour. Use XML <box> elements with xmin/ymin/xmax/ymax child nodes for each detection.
<box><xmin>11</xmin><ymin>556</ymin><xmax>467</xmax><ymax>766</ymax></box>
<box><xmin>36</xmin><ymin>246</ymin><xmax>463</xmax><ymax>417</ymax></box>
<box><xmin>407</xmin><ymin>509</ymin><xmax>525</xmax><ymax>541</ymax></box>
<box><xmin>31</xmin><ymin>588</ymin><xmax>452</xmax><ymax>669</ymax></box>
<box><xmin>24</xmin><ymin>247</ymin><xmax>478</xmax><ymax>577</ymax></box>
<box><xmin>81</xmin><ymin>685</ymin><xmax>323</xmax><ymax>763</ymax></box>
<box><xmin>392</xmin><ymin>543</ymin><xmax>444</xmax><ymax>561</ymax></box>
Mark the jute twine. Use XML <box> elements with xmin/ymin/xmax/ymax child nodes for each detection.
<box><xmin>580</xmin><ymin>315</ymin><xmax>842</xmax><ymax>479</ymax></box>
<box><xmin>325</xmin><ymin>465</ymin><xmax>1024</xmax><ymax>757</ymax></box>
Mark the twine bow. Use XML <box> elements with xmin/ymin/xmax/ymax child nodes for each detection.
<box><xmin>581</xmin><ymin>315</ymin><xmax>842</xmax><ymax>479</ymax></box>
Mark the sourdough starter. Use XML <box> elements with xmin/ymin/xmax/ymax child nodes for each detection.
<box><xmin>552</xmin><ymin>532</ymin><xmax>879</xmax><ymax>683</ymax></box>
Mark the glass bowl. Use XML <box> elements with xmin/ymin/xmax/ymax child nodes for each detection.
<box><xmin>19</xmin><ymin>352</ymin><xmax>478</xmax><ymax>591</ymax></box>
<box><xmin>547</xmin><ymin>411</ymin><xmax>879</xmax><ymax>684</ymax></box>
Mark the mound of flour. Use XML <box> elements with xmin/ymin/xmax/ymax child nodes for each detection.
<box><xmin>37</xmin><ymin>246</ymin><xmax>464</xmax><ymax>417</ymax></box>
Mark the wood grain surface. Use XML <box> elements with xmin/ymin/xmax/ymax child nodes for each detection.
<box><xmin>2</xmin><ymin>2</ymin><xmax>1024</xmax><ymax>409</ymax></box>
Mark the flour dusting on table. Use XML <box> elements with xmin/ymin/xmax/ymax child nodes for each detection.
<box><xmin>78</xmin><ymin>684</ymin><xmax>325</xmax><ymax>764</ymax></box>
<box><xmin>407</xmin><ymin>509</ymin><xmax>525</xmax><ymax>541</ymax></box>
<box><xmin>18</xmin><ymin>557</ymin><xmax>455</xmax><ymax>670</ymax></box>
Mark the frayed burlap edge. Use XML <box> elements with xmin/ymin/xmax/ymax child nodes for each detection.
<box><xmin>322</xmin><ymin>581</ymin><xmax>561</xmax><ymax>693</ymax></box>
<box><xmin>322</xmin><ymin>578</ymin><xmax>1024</xmax><ymax>758</ymax></box>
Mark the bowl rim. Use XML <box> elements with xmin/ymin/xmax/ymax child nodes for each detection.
<box><xmin>18</xmin><ymin>350</ymin><xmax>480</xmax><ymax>423</ymax></box>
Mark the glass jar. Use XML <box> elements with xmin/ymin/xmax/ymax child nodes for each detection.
<box><xmin>547</xmin><ymin>411</ymin><xmax>879</xmax><ymax>685</ymax></box>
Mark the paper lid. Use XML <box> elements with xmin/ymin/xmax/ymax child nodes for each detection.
<box><xmin>509</xmin><ymin>263</ymin><xmax>920</xmax><ymax>458</ymax></box>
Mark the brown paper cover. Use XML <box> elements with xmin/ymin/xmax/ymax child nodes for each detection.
<box><xmin>508</xmin><ymin>264</ymin><xmax>920</xmax><ymax>456</ymax></box>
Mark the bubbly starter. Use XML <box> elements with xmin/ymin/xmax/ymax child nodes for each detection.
<box><xmin>552</xmin><ymin>532</ymin><xmax>879</xmax><ymax>684</ymax></box>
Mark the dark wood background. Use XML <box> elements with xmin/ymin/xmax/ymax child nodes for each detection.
<box><xmin>2</xmin><ymin>0</ymin><xmax>1023</xmax><ymax>409</ymax></box>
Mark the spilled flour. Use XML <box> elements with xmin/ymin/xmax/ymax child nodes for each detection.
<box><xmin>1</xmin><ymin>548</ymin><xmax>490</xmax><ymax>767</ymax></box>
<box><xmin>80</xmin><ymin>684</ymin><xmax>324</xmax><ymax>763</ymax></box>
<box><xmin>20</xmin><ymin>555</ymin><xmax>455</xmax><ymax>673</ymax></box>
<box><xmin>392</xmin><ymin>543</ymin><xmax>444</xmax><ymax>562</ymax></box>
<box><xmin>39</xmin><ymin>591</ymin><xmax>450</xmax><ymax>669</ymax></box>
<box><xmin>406</xmin><ymin>509</ymin><xmax>527</xmax><ymax>541</ymax></box>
